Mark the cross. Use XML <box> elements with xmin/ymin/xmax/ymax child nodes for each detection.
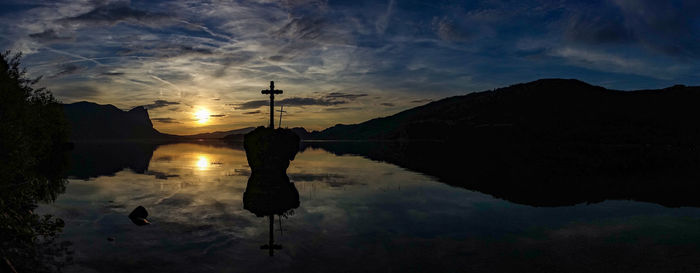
<box><xmin>277</xmin><ymin>105</ymin><xmax>287</xmax><ymax>128</ymax></box>
<box><xmin>261</xmin><ymin>81</ymin><xmax>283</xmax><ymax>128</ymax></box>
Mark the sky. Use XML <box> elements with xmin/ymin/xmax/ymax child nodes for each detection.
<box><xmin>1</xmin><ymin>0</ymin><xmax>699</xmax><ymax>134</ymax></box>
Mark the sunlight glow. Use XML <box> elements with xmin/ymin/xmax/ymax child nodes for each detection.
<box><xmin>196</xmin><ymin>155</ymin><xmax>208</xmax><ymax>170</ymax></box>
<box><xmin>195</xmin><ymin>109</ymin><xmax>210</xmax><ymax>124</ymax></box>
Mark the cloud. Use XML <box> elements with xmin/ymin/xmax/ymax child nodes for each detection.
<box><xmin>59</xmin><ymin>2</ymin><xmax>171</xmax><ymax>26</ymax></box>
<box><xmin>100</xmin><ymin>71</ymin><xmax>125</xmax><ymax>76</ymax></box>
<box><xmin>611</xmin><ymin>0</ymin><xmax>700</xmax><ymax>58</ymax></box>
<box><xmin>280</xmin><ymin>97</ymin><xmax>346</xmax><ymax>107</ymax></box>
<box><xmin>53</xmin><ymin>85</ymin><xmax>101</xmax><ymax>100</ymax></box>
<box><xmin>5</xmin><ymin>0</ymin><xmax>700</xmax><ymax>132</ymax></box>
<box><xmin>564</xmin><ymin>8</ymin><xmax>634</xmax><ymax>45</ymax></box>
<box><xmin>235</xmin><ymin>91</ymin><xmax>369</xmax><ymax>110</ymax></box>
<box><xmin>28</xmin><ymin>29</ymin><xmax>73</xmax><ymax>43</ymax></box>
<box><xmin>209</xmin><ymin>114</ymin><xmax>225</xmax><ymax>117</ymax></box>
<box><xmin>324</xmin><ymin>107</ymin><xmax>361</xmax><ymax>112</ymax></box>
<box><xmin>275</xmin><ymin>16</ymin><xmax>325</xmax><ymax>41</ymax></box>
<box><xmin>235</xmin><ymin>100</ymin><xmax>268</xmax><ymax>110</ymax></box>
<box><xmin>50</xmin><ymin>63</ymin><xmax>84</xmax><ymax>78</ymax></box>
<box><xmin>142</xmin><ymin>100</ymin><xmax>180</xmax><ymax>110</ymax></box>
<box><xmin>151</xmin><ymin>117</ymin><xmax>180</xmax><ymax>124</ymax></box>
<box><xmin>325</xmin><ymin>92</ymin><xmax>369</xmax><ymax>100</ymax></box>
<box><xmin>432</xmin><ymin>17</ymin><xmax>471</xmax><ymax>42</ymax></box>
<box><xmin>552</xmin><ymin>47</ymin><xmax>644</xmax><ymax>71</ymax></box>
<box><xmin>380</xmin><ymin>102</ymin><xmax>394</xmax><ymax>107</ymax></box>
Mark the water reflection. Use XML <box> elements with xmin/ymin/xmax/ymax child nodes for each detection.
<box><xmin>243</xmin><ymin>172</ymin><xmax>299</xmax><ymax>256</ymax></box>
<box><xmin>196</xmin><ymin>155</ymin><xmax>209</xmax><ymax>171</ymax></box>
<box><xmin>66</xmin><ymin>140</ymin><xmax>700</xmax><ymax>208</ymax></box>
<box><xmin>303</xmin><ymin>141</ymin><xmax>700</xmax><ymax>207</ymax></box>
<box><xmin>242</xmin><ymin>127</ymin><xmax>301</xmax><ymax>256</ymax></box>
<box><xmin>41</xmin><ymin>141</ymin><xmax>700</xmax><ymax>272</ymax></box>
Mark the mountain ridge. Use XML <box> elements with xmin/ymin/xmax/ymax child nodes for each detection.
<box><xmin>298</xmin><ymin>78</ymin><xmax>700</xmax><ymax>143</ymax></box>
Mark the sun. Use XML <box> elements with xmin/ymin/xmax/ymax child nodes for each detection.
<box><xmin>195</xmin><ymin>109</ymin><xmax>210</xmax><ymax>124</ymax></box>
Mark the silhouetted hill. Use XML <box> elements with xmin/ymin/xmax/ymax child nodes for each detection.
<box><xmin>185</xmin><ymin>127</ymin><xmax>256</xmax><ymax>139</ymax></box>
<box><xmin>306</xmin><ymin>79</ymin><xmax>700</xmax><ymax>144</ymax></box>
<box><xmin>63</xmin><ymin>101</ymin><xmax>176</xmax><ymax>141</ymax></box>
<box><xmin>297</xmin><ymin>79</ymin><xmax>700</xmax><ymax>207</ymax></box>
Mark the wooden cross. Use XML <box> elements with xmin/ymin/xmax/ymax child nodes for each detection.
<box><xmin>261</xmin><ymin>81</ymin><xmax>283</xmax><ymax>128</ymax></box>
<box><xmin>277</xmin><ymin>105</ymin><xmax>287</xmax><ymax>128</ymax></box>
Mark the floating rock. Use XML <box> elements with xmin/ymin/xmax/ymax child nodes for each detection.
<box><xmin>128</xmin><ymin>206</ymin><xmax>150</xmax><ymax>226</ymax></box>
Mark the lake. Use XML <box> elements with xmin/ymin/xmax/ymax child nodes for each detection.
<box><xmin>38</xmin><ymin>141</ymin><xmax>700</xmax><ymax>272</ymax></box>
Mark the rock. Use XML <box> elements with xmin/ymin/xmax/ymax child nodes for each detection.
<box><xmin>243</xmin><ymin>127</ymin><xmax>300</xmax><ymax>173</ymax></box>
<box><xmin>128</xmin><ymin>206</ymin><xmax>150</xmax><ymax>226</ymax></box>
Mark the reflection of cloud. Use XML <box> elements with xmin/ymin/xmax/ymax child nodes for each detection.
<box><xmin>231</xmin><ymin>169</ymin><xmax>251</xmax><ymax>176</ymax></box>
<box><xmin>154</xmin><ymin>155</ymin><xmax>173</xmax><ymax>162</ymax></box>
<box><xmin>290</xmin><ymin>173</ymin><xmax>345</xmax><ymax>182</ymax></box>
<box><xmin>145</xmin><ymin>170</ymin><xmax>180</xmax><ymax>180</ymax></box>
<box><xmin>289</xmin><ymin>173</ymin><xmax>359</xmax><ymax>187</ymax></box>
<box><xmin>156</xmin><ymin>194</ymin><xmax>193</xmax><ymax>206</ymax></box>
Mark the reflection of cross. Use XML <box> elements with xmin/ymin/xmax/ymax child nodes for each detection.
<box><xmin>276</xmin><ymin>215</ymin><xmax>288</xmax><ymax>236</ymax></box>
<box><xmin>260</xmin><ymin>215</ymin><xmax>283</xmax><ymax>256</ymax></box>
<box><xmin>261</xmin><ymin>81</ymin><xmax>283</xmax><ymax>129</ymax></box>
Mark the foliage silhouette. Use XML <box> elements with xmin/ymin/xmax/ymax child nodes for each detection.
<box><xmin>0</xmin><ymin>51</ymin><xmax>72</xmax><ymax>272</ymax></box>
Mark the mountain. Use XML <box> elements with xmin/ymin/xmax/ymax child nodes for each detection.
<box><xmin>183</xmin><ymin>127</ymin><xmax>255</xmax><ymax>139</ymax></box>
<box><xmin>304</xmin><ymin>79</ymin><xmax>700</xmax><ymax>144</ymax></box>
<box><xmin>63</xmin><ymin>101</ymin><xmax>176</xmax><ymax>141</ymax></box>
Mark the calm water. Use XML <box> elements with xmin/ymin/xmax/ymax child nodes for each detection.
<box><xmin>38</xmin><ymin>142</ymin><xmax>700</xmax><ymax>272</ymax></box>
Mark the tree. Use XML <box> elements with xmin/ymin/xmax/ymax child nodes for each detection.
<box><xmin>0</xmin><ymin>51</ymin><xmax>71</xmax><ymax>272</ymax></box>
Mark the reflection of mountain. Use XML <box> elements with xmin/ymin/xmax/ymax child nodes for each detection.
<box><xmin>67</xmin><ymin>142</ymin><xmax>159</xmax><ymax>179</ymax></box>
<box><xmin>66</xmin><ymin>141</ymin><xmax>245</xmax><ymax>179</ymax></box>
<box><xmin>63</xmin><ymin>101</ymin><xmax>177</xmax><ymax>141</ymax></box>
<box><xmin>300</xmin><ymin>79</ymin><xmax>700</xmax><ymax>143</ymax></box>
<box><xmin>303</xmin><ymin>141</ymin><xmax>700</xmax><ymax>207</ymax></box>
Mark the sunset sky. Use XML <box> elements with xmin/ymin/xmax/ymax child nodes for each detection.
<box><xmin>1</xmin><ymin>0</ymin><xmax>698</xmax><ymax>134</ymax></box>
